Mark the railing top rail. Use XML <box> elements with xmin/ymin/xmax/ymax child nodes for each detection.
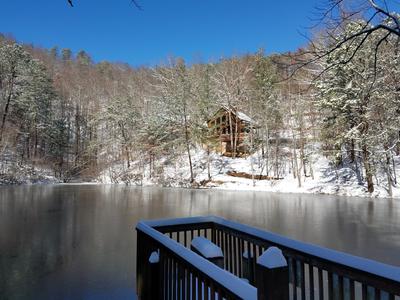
<box><xmin>136</xmin><ymin>219</ymin><xmax>257</xmax><ymax>300</ymax></box>
<box><xmin>141</xmin><ymin>216</ymin><xmax>400</xmax><ymax>284</ymax></box>
<box><xmin>141</xmin><ymin>216</ymin><xmax>218</xmax><ymax>228</ymax></box>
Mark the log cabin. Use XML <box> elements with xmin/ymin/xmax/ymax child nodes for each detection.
<box><xmin>207</xmin><ymin>106</ymin><xmax>256</xmax><ymax>157</ymax></box>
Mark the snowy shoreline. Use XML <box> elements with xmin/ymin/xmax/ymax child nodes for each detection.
<box><xmin>95</xmin><ymin>148</ymin><xmax>400</xmax><ymax>199</ymax></box>
<box><xmin>1</xmin><ymin>178</ymin><xmax>398</xmax><ymax>200</ymax></box>
<box><xmin>2</xmin><ymin>148</ymin><xmax>398</xmax><ymax>199</ymax></box>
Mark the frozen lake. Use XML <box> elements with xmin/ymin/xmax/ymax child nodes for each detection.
<box><xmin>0</xmin><ymin>184</ymin><xmax>399</xmax><ymax>299</ymax></box>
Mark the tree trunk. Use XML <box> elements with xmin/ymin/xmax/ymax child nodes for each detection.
<box><xmin>275</xmin><ymin>135</ymin><xmax>280</xmax><ymax>178</ymax></box>
<box><xmin>183</xmin><ymin>103</ymin><xmax>194</xmax><ymax>183</ymax></box>
<box><xmin>185</xmin><ymin>125</ymin><xmax>194</xmax><ymax>183</ymax></box>
<box><xmin>265</xmin><ymin>126</ymin><xmax>269</xmax><ymax>176</ymax></box>
<box><xmin>292</xmin><ymin>130</ymin><xmax>301</xmax><ymax>187</ymax></box>
<box><xmin>300</xmin><ymin>139</ymin><xmax>307</xmax><ymax>178</ymax></box>
<box><xmin>207</xmin><ymin>145</ymin><xmax>211</xmax><ymax>181</ymax></box>
<box><xmin>310</xmin><ymin>162</ymin><xmax>314</xmax><ymax>180</ymax></box>
<box><xmin>74</xmin><ymin>103</ymin><xmax>80</xmax><ymax>166</ymax></box>
<box><xmin>234</xmin><ymin>121</ymin><xmax>239</xmax><ymax>158</ymax></box>
<box><xmin>228</xmin><ymin>111</ymin><xmax>234</xmax><ymax>157</ymax></box>
<box><xmin>362</xmin><ymin>145</ymin><xmax>374</xmax><ymax>193</ymax></box>
<box><xmin>26</xmin><ymin>135</ymin><xmax>30</xmax><ymax>160</ymax></box>
<box><xmin>34</xmin><ymin>125</ymin><xmax>38</xmax><ymax>158</ymax></box>
<box><xmin>148</xmin><ymin>152</ymin><xmax>153</xmax><ymax>179</ymax></box>
<box><xmin>249</xmin><ymin>117</ymin><xmax>255</xmax><ymax>187</ymax></box>
<box><xmin>386</xmin><ymin>153</ymin><xmax>393</xmax><ymax>197</ymax></box>
<box><xmin>0</xmin><ymin>77</ymin><xmax>15</xmax><ymax>142</ymax></box>
<box><xmin>118</xmin><ymin>122</ymin><xmax>130</xmax><ymax>169</ymax></box>
<box><xmin>392</xmin><ymin>155</ymin><xmax>397</xmax><ymax>185</ymax></box>
<box><xmin>350</xmin><ymin>139</ymin><xmax>355</xmax><ymax>163</ymax></box>
<box><xmin>397</xmin><ymin>131</ymin><xmax>400</xmax><ymax>156</ymax></box>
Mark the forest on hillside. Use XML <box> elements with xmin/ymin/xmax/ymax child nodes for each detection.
<box><xmin>0</xmin><ymin>14</ymin><xmax>399</xmax><ymax>196</ymax></box>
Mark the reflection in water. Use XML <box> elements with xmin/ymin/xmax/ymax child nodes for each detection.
<box><xmin>0</xmin><ymin>185</ymin><xmax>399</xmax><ymax>299</ymax></box>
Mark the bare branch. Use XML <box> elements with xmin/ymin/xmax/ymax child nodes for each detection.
<box><xmin>66</xmin><ymin>0</ymin><xmax>143</xmax><ymax>10</ymax></box>
<box><xmin>130</xmin><ymin>0</ymin><xmax>143</xmax><ymax>10</ymax></box>
<box><xmin>369</xmin><ymin>0</ymin><xmax>400</xmax><ymax>28</ymax></box>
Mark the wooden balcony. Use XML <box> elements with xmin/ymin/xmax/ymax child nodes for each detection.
<box><xmin>136</xmin><ymin>216</ymin><xmax>400</xmax><ymax>300</ymax></box>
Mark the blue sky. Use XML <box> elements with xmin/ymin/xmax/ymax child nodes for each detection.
<box><xmin>0</xmin><ymin>0</ymin><xmax>320</xmax><ymax>66</ymax></box>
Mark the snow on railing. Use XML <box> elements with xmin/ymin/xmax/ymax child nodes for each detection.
<box><xmin>137</xmin><ymin>216</ymin><xmax>400</xmax><ymax>299</ymax></box>
<box><xmin>191</xmin><ymin>236</ymin><xmax>223</xmax><ymax>259</ymax></box>
<box><xmin>144</xmin><ymin>215</ymin><xmax>400</xmax><ymax>283</ymax></box>
<box><xmin>136</xmin><ymin>219</ymin><xmax>257</xmax><ymax>300</ymax></box>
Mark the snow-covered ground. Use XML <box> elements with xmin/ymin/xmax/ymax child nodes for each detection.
<box><xmin>0</xmin><ymin>160</ymin><xmax>60</xmax><ymax>185</ymax></box>
<box><xmin>97</xmin><ymin>147</ymin><xmax>400</xmax><ymax>199</ymax></box>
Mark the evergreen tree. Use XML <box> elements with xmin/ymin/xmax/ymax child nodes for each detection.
<box><xmin>316</xmin><ymin>20</ymin><xmax>400</xmax><ymax>193</ymax></box>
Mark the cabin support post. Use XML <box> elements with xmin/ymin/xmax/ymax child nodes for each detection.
<box><xmin>256</xmin><ymin>247</ymin><xmax>289</xmax><ymax>300</ymax></box>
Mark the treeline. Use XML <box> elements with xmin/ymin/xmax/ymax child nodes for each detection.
<box><xmin>0</xmin><ymin>20</ymin><xmax>399</xmax><ymax>194</ymax></box>
<box><xmin>314</xmin><ymin>20</ymin><xmax>400</xmax><ymax>195</ymax></box>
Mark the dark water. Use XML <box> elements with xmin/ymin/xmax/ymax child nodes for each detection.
<box><xmin>0</xmin><ymin>185</ymin><xmax>399</xmax><ymax>299</ymax></box>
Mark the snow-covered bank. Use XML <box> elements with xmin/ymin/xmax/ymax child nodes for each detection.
<box><xmin>97</xmin><ymin>148</ymin><xmax>400</xmax><ymax>199</ymax></box>
<box><xmin>0</xmin><ymin>161</ymin><xmax>60</xmax><ymax>185</ymax></box>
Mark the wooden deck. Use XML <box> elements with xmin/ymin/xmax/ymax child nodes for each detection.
<box><xmin>136</xmin><ymin>216</ymin><xmax>400</xmax><ymax>300</ymax></box>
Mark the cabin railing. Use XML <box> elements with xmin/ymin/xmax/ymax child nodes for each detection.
<box><xmin>136</xmin><ymin>216</ymin><xmax>400</xmax><ymax>300</ymax></box>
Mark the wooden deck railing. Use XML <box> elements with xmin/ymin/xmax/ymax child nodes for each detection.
<box><xmin>136</xmin><ymin>216</ymin><xmax>400</xmax><ymax>300</ymax></box>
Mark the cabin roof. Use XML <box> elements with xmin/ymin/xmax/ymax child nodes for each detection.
<box><xmin>209</xmin><ymin>105</ymin><xmax>254</xmax><ymax>124</ymax></box>
<box><xmin>236</xmin><ymin>111</ymin><xmax>252</xmax><ymax>123</ymax></box>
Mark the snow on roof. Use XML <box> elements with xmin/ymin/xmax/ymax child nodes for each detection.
<box><xmin>191</xmin><ymin>236</ymin><xmax>223</xmax><ymax>258</ymax></box>
<box><xmin>212</xmin><ymin>105</ymin><xmax>254</xmax><ymax>123</ymax></box>
<box><xmin>236</xmin><ymin>111</ymin><xmax>253</xmax><ymax>123</ymax></box>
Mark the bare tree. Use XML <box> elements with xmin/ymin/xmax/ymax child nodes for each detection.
<box><xmin>286</xmin><ymin>0</ymin><xmax>400</xmax><ymax>80</ymax></box>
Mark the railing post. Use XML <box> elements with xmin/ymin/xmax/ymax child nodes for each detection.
<box><xmin>136</xmin><ymin>230</ymin><xmax>145</xmax><ymax>298</ymax></box>
<box><xmin>256</xmin><ymin>246</ymin><xmax>289</xmax><ymax>300</ymax></box>
<box><xmin>242</xmin><ymin>250</ymin><xmax>255</xmax><ymax>284</ymax></box>
<box><xmin>138</xmin><ymin>249</ymin><xmax>161</xmax><ymax>300</ymax></box>
<box><xmin>147</xmin><ymin>250</ymin><xmax>161</xmax><ymax>299</ymax></box>
<box><xmin>136</xmin><ymin>229</ymin><xmax>161</xmax><ymax>300</ymax></box>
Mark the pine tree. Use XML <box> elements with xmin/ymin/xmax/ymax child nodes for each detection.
<box><xmin>0</xmin><ymin>43</ymin><xmax>30</xmax><ymax>142</ymax></box>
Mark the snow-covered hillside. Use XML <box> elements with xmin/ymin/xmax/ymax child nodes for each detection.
<box><xmin>97</xmin><ymin>148</ymin><xmax>400</xmax><ymax>199</ymax></box>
